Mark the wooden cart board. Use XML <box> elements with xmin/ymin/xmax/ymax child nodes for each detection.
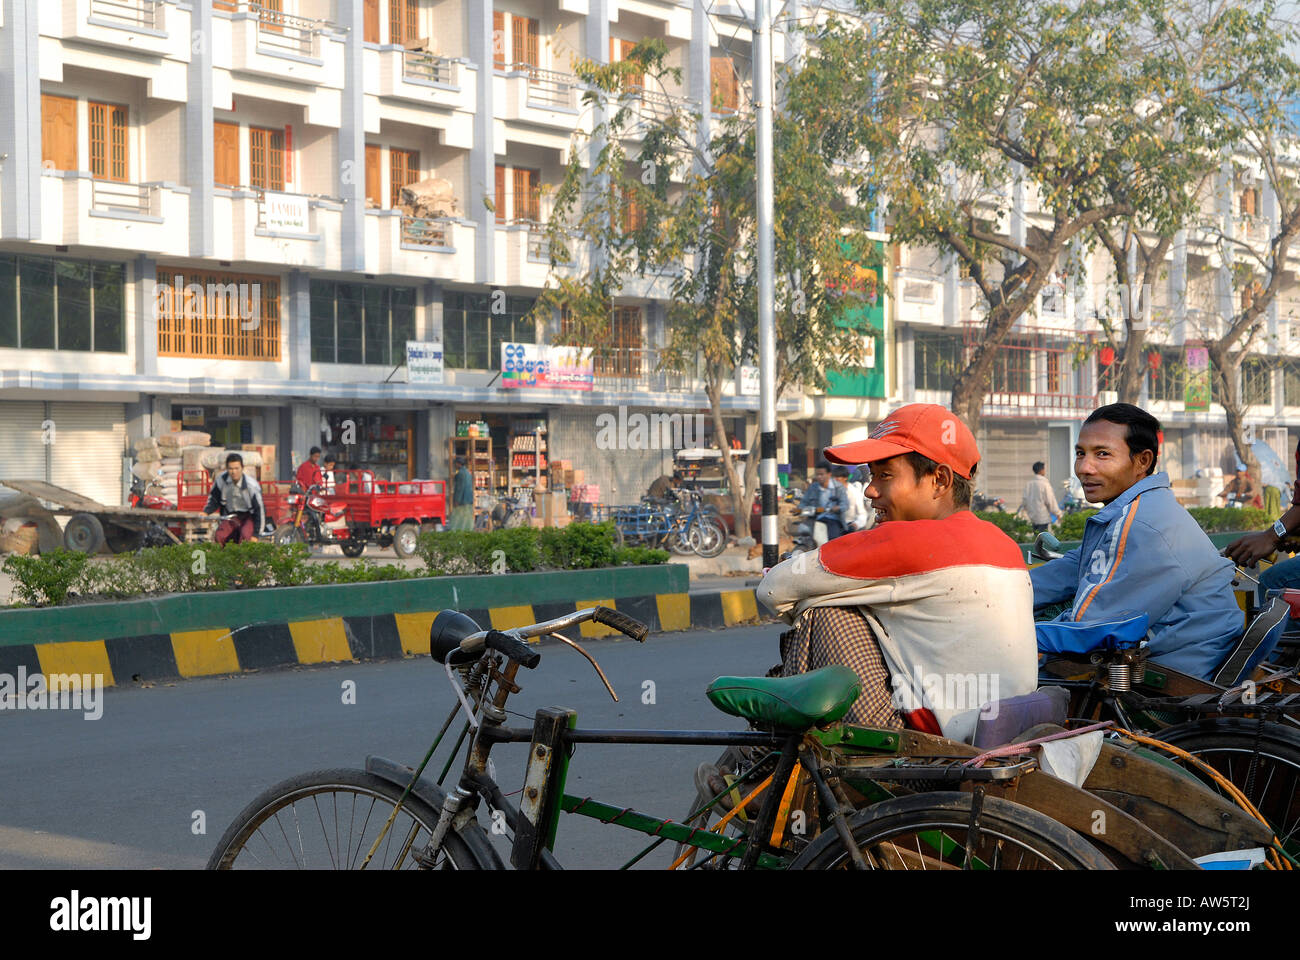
<box><xmin>0</xmin><ymin>479</ymin><xmax>211</xmax><ymax>521</ymax></box>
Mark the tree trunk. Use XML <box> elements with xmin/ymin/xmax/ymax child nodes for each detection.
<box><xmin>1207</xmin><ymin>344</ymin><xmax>1261</xmax><ymax>484</ymax></box>
<box><xmin>1116</xmin><ymin>323</ymin><xmax>1147</xmax><ymax>405</ymax></box>
<box><xmin>705</xmin><ymin>381</ymin><xmax>744</xmax><ymax>541</ymax></box>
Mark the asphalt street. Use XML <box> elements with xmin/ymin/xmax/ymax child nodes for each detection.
<box><xmin>1</xmin><ymin>622</ymin><xmax>785</xmax><ymax>870</ymax></box>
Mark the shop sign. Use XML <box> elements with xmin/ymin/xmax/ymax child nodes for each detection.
<box><xmin>1184</xmin><ymin>345</ymin><xmax>1210</xmax><ymax>412</ymax></box>
<box><xmin>407</xmin><ymin>340</ymin><xmax>444</xmax><ymax>384</ymax></box>
<box><xmin>181</xmin><ymin>406</ymin><xmax>205</xmax><ymax>426</ymax></box>
<box><xmin>262</xmin><ymin>191</ymin><xmax>309</xmax><ymax>233</ymax></box>
<box><xmin>501</xmin><ymin>343</ymin><xmax>594</xmax><ymax>391</ymax></box>
<box><xmin>739</xmin><ymin>365</ymin><xmax>760</xmax><ymax>396</ymax></box>
<box><xmin>217</xmin><ymin>407</ymin><xmax>241</xmax><ymax>418</ymax></box>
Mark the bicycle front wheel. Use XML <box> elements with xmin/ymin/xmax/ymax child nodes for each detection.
<box><xmin>691</xmin><ymin>519</ymin><xmax>728</xmax><ymax>558</ymax></box>
<box><xmin>206</xmin><ymin>768</ymin><xmax>484</xmax><ymax>870</ymax></box>
<box><xmin>789</xmin><ymin>792</ymin><xmax>1116</xmax><ymax>870</ymax></box>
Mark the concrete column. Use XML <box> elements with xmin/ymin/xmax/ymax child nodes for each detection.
<box><xmin>289</xmin><ymin>402</ymin><xmax>323</xmax><ymax>476</ymax></box>
<box><xmin>0</xmin><ymin>0</ymin><xmax>41</xmax><ymax>239</ymax></box>
<box><xmin>288</xmin><ymin>269</ymin><xmax>312</xmax><ymax>380</ymax></box>
<box><xmin>469</xmin><ymin>0</ymin><xmax>495</xmax><ymax>283</ymax></box>
<box><xmin>134</xmin><ymin>255</ymin><xmax>158</xmax><ymax>376</ymax></box>
<box><xmin>188</xmin><ymin>0</ymin><xmax>214</xmax><ymax>256</ymax></box>
<box><xmin>339</xmin><ymin>0</ymin><xmax>366</xmax><ymax>271</ymax></box>
<box><xmin>898</xmin><ymin>324</ymin><xmax>915</xmax><ymax>401</ymax></box>
<box><xmin>1170</xmin><ymin>229</ymin><xmax>1187</xmax><ymax>344</ymax></box>
<box><xmin>689</xmin><ymin>0</ymin><xmax>711</xmax><ymax>166</ymax></box>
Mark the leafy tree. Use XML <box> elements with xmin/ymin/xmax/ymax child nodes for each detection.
<box><xmin>816</xmin><ymin>0</ymin><xmax>1270</xmax><ymax>430</ymax></box>
<box><xmin>535</xmin><ymin>39</ymin><xmax>881</xmax><ymax>528</ymax></box>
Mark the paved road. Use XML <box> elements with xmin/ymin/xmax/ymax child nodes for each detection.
<box><xmin>1</xmin><ymin>622</ymin><xmax>785</xmax><ymax>869</ymax></box>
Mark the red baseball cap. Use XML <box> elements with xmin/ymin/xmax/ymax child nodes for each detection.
<box><xmin>823</xmin><ymin>404</ymin><xmax>980</xmax><ymax>479</ymax></box>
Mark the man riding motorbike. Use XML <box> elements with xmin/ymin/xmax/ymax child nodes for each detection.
<box><xmin>1030</xmin><ymin>404</ymin><xmax>1241</xmax><ymax>681</ymax></box>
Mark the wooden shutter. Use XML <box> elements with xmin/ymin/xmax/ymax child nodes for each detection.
<box><xmin>365</xmin><ymin>144</ymin><xmax>382</xmax><ymax>207</ymax></box>
<box><xmin>390</xmin><ymin>148</ymin><xmax>418</xmax><ymax>208</ymax></box>
<box><xmin>711</xmin><ymin>57</ymin><xmax>737</xmax><ymax>112</ymax></box>
<box><xmin>389</xmin><ymin>0</ymin><xmax>417</xmax><ymax>43</ymax></box>
<box><xmin>364</xmin><ymin>0</ymin><xmax>379</xmax><ymax>42</ymax></box>
<box><xmin>613</xmin><ymin>39</ymin><xmax>641</xmax><ymax>90</ymax></box>
<box><xmin>493</xmin><ymin>11</ymin><xmax>506</xmax><ymax>68</ymax></box>
<box><xmin>261</xmin><ymin>0</ymin><xmax>283</xmax><ymax>32</ymax></box>
<box><xmin>512</xmin><ymin>16</ymin><xmax>537</xmax><ymax>68</ymax></box>
<box><xmin>513</xmin><ymin>168</ymin><xmax>528</xmax><ymax>222</ymax></box>
<box><xmin>214</xmin><ymin>121</ymin><xmax>240</xmax><ymax>187</ymax></box>
<box><xmin>249</xmin><ymin>127</ymin><xmax>283</xmax><ymax>191</ymax></box>
<box><xmin>494</xmin><ymin>163</ymin><xmax>506</xmax><ymax>222</ymax></box>
<box><xmin>1241</xmin><ymin>189</ymin><xmax>1257</xmax><ymax>217</ymax></box>
<box><xmin>89</xmin><ymin>102</ymin><xmax>128</xmax><ymax>181</ymax></box>
<box><xmin>41</xmin><ymin>94</ymin><xmax>78</xmax><ymax>172</ymax></box>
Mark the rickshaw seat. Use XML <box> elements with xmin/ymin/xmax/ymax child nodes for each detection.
<box><xmin>1035</xmin><ymin>613</ymin><xmax>1149</xmax><ymax>656</ymax></box>
<box><xmin>706</xmin><ymin>666</ymin><xmax>861</xmax><ymax>730</ymax></box>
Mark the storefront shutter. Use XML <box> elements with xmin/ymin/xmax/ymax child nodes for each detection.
<box><xmin>48</xmin><ymin>403</ymin><xmax>127</xmax><ymax>507</ymax></box>
<box><xmin>0</xmin><ymin>403</ymin><xmax>49</xmax><ymax>495</ymax></box>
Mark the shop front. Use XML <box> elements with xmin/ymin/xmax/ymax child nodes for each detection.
<box><xmin>447</xmin><ymin>409</ymin><xmax>550</xmax><ymax>496</ymax></box>
<box><xmin>0</xmin><ymin>400</ymin><xmax>128</xmax><ymax>506</ymax></box>
<box><xmin>169</xmin><ymin>402</ymin><xmax>279</xmax><ymax>480</ymax></box>
<box><xmin>321</xmin><ymin>411</ymin><xmax>417</xmax><ymax>482</ymax></box>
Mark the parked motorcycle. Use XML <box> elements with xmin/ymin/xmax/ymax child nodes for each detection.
<box><xmin>973</xmin><ymin>493</ymin><xmax>1007</xmax><ymax>512</ymax></box>
<box><xmin>273</xmin><ymin>484</ymin><xmax>363</xmax><ymax>557</ymax></box>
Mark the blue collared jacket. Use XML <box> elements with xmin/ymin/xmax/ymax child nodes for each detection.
<box><xmin>1030</xmin><ymin>472</ymin><xmax>1241</xmax><ymax>681</ymax></box>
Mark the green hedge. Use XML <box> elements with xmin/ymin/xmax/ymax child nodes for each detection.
<box><xmin>3</xmin><ymin>523</ymin><xmax>664</xmax><ymax>609</ymax></box>
<box><xmin>415</xmin><ymin>523</ymin><xmax>666</xmax><ymax>575</ymax></box>
<box><xmin>974</xmin><ymin>510</ymin><xmax>1035</xmax><ymax>543</ymax></box>
<box><xmin>1053</xmin><ymin>506</ymin><xmax>1269</xmax><ymax>542</ymax></box>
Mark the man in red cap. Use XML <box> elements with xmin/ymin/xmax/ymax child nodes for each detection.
<box><xmin>755</xmin><ymin>403</ymin><xmax>1038</xmax><ymax>742</ymax></box>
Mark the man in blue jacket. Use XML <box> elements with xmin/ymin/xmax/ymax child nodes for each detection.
<box><xmin>1030</xmin><ymin>403</ymin><xmax>1241</xmax><ymax>681</ymax></box>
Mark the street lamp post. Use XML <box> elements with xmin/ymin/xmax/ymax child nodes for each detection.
<box><xmin>755</xmin><ymin>0</ymin><xmax>779</xmax><ymax>569</ymax></box>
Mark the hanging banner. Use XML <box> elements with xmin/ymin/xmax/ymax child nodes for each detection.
<box><xmin>407</xmin><ymin>340</ymin><xmax>444</xmax><ymax>384</ymax></box>
<box><xmin>501</xmin><ymin>343</ymin><xmax>594</xmax><ymax>391</ymax></box>
<box><xmin>1184</xmin><ymin>345</ymin><xmax>1210</xmax><ymax>412</ymax></box>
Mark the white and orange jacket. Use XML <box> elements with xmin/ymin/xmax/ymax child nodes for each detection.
<box><xmin>757</xmin><ymin>510</ymin><xmax>1038</xmax><ymax>743</ymax></box>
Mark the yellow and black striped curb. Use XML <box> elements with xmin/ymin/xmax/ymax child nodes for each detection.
<box><xmin>0</xmin><ymin>590</ymin><xmax>767</xmax><ymax>689</ymax></box>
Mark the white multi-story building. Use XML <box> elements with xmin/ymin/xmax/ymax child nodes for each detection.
<box><xmin>0</xmin><ymin>0</ymin><xmax>823</xmax><ymax>507</ymax></box>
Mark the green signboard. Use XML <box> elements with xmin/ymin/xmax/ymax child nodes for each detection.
<box><xmin>825</xmin><ymin>240</ymin><xmax>886</xmax><ymax>398</ymax></box>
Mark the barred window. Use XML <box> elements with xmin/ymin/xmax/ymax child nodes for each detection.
<box><xmin>913</xmin><ymin>329</ymin><xmax>963</xmax><ymax>392</ymax></box>
<box><xmin>156</xmin><ymin>268</ymin><xmax>280</xmax><ymax>361</ymax></box>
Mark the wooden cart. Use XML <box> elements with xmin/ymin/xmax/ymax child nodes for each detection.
<box><xmin>0</xmin><ymin>479</ymin><xmax>218</xmax><ymax>553</ymax></box>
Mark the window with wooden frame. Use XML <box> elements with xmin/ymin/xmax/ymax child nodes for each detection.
<box><xmin>364</xmin><ymin>0</ymin><xmax>380</xmax><ymax>42</ymax></box>
<box><xmin>610</xmin><ymin>38</ymin><xmax>642</xmax><ymax>91</ymax></box>
<box><xmin>365</xmin><ymin>144</ymin><xmax>383</xmax><ymax>207</ymax></box>
<box><xmin>513</xmin><ymin>167</ymin><xmax>539</xmax><ymax>222</ymax></box>
<box><xmin>1242</xmin><ymin>279</ymin><xmax>1265</xmax><ymax>313</ymax></box>
<box><xmin>214</xmin><ymin>121</ymin><xmax>240</xmax><ymax>188</ymax></box>
<box><xmin>1240</xmin><ymin>187</ymin><xmax>1261</xmax><ymax>217</ymax></box>
<box><xmin>512</xmin><ymin>15</ymin><xmax>539</xmax><ymax>70</ymax></box>
<box><xmin>259</xmin><ymin>0</ymin><xmax>284</xmax><ymax>32</ymax></box>
<box><xmin>492</xmin><ymin>11</ymin><xmax>507</xmax><ymax>68</ymax></box>
<box><xmin>41</xmin><ymin>94</ymin><xmax>78</xmax><ymax>173</ymax></box>
<box><xmin>390</xmin><ymin>0</ymin><xmax>418</xmax><ymax>44</ymax></box>
<box><xmin>710</xmin><ymin>57</ymin><xmax>739</xmax><ymax>113</ymax></box>
<box><xmin>494</xmin><ymin>164</ymin><xmax>507</xmax><ymax>222</ymax></box>
<box><xmin>88</xmin><ymin>102</ymin><xmax>128</xmax><ymax>182</ymax></box>
<box><xmin>563</xmin><ymin>305</ymin><xmax>642</xmax><ymax>376</ymax></box>
<box><xmin>155</xmin><ymin>268</ymin><xmax>281</xmax><ymax>361</ymax></box>
<box><xmin>389</xmin><ymin>148</ymin><xmax>419</xmax><ymax>208</ymax></box>
<box><xmin>249</xmin><ymin>126</ymin><xmax>285</xmax><ymax>192</ymax></box>
<box><xmin>616</xmin><ymin>185</ymin><xmax>645</xmax><ymax>234</ymax></box>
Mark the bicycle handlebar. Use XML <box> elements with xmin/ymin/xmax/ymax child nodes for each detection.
<box><xmin>448</xmin><ymin>605</ymin><xmax>651</xmax><ymax>662</ymax></box>
<box><xmin>484</xmin><ymin>629</ymin><xmax>541</xmax><ymax>668</ymax></box>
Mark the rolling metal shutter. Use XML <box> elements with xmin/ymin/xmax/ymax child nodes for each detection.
<box><xmin>49</xmin><ymin>402</ymin><xmax>128</xmax><ymax>506</ymax></box>
<box><xmin>979</xmin><ymin>421</ymin><xmax>1050</xmax><ymax>507</ymax></box>
<box><xmin>0</xmin><ymin>403</ymin><xmax>48</xmax><ymax>497</ymax></box>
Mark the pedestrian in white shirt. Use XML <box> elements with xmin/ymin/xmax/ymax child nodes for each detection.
<box><xmin>1022</xmin><ymin>461</ymin><xmax>1060</xmax><ymax>532</ymax></box>
<box><xmin>833</xmin><ymin>465</ymin><xmax>872</xmax><ymax>531</ymax></box>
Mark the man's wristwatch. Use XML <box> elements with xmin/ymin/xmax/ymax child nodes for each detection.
<box><xmin>1273</xmin><ymin>518</ymin><xmax>1288</xmax><ymax>542</ymax></box>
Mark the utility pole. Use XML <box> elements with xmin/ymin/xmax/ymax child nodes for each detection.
<box><xmin>755</xmin><ymin>0</ymin><xmax>779</xmax><ymax>569</ymax></box>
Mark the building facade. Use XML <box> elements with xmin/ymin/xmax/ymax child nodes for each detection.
<box><xmin>0</xmin><ymin>0</ymin><xmax>819</xmax><ymax>507</ymax></box>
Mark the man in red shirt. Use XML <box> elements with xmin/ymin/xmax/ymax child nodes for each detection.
<box><xmin>295</xmin><ymin>446</ymin><xmax>324</xmax><ymax>491</ymax></box>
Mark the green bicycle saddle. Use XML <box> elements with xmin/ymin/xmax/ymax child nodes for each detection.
<box><xmin>706</xmin><ymin>666</ymin><xmax>861</xmax><ymax>730</ymax></box>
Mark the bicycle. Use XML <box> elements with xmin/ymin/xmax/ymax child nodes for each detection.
<box><xmin>207</xmin><ymin>606</ymin><xmax>1124</xmax><ymax>870</ymax></box>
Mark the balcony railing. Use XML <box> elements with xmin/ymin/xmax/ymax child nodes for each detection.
<box><xmin>404</xmin><ymin>50</ymin><xmax>457</xmax><ymax>85</ymax></box>
<box><xmin>507</xmin><ymin>64</ymin><xmax>581</xmax><ymax>110</ymax></box>
<box><xmin>89</xmin><ymin>0</ymin><xmax>162</xmax><ymax>30</ymax></box>
<box><xmin>579</xmin><ymin>346</ymin><xmax>699</xmax><ymax>393</ymax></box>
<box><xmin>91</xmin><ymin>179</ymin><xmax>156</xmax><ymax>217</ymax></box>
<box><xmin>401</xmin><ymin>215</ymin><xmax>453</xmax><ymax>248</ymax></box>
<box><xmin>218</xmin><ymin>2</ymin><xmax>335</xmax><ymax>58</ymax></box>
